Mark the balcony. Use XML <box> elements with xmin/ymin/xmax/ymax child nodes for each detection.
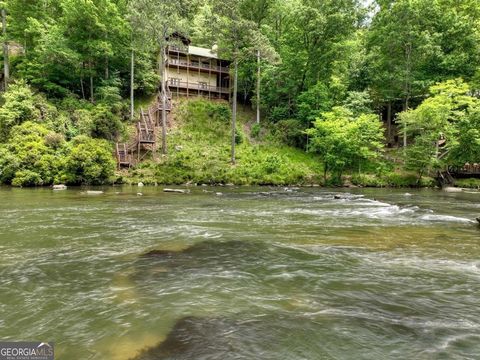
<box><xmin>166</xmin><ymin>58</ymin><xmax>229</xmax><ymax>73</ymax></box>
<box><xmin>167</xmin><ymin>80</ymin><xmax>230</xmax><ymax>94</ymax></box>
<box><xmin>167</xmin><ymin>44</ymin><xmax>188</xmax><ymax>54</ymax></box>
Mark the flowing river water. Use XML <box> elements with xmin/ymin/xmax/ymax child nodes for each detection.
<box><xmin>0</xmin><ymin>186</ymin><xmax>479</xmax><ymax>359</ymax></box>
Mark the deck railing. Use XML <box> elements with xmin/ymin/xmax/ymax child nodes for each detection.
<box><xmin>167</xmin><ymin>80</ymin><xmax>230</xmax><ymax>94</ymax></box>
<box><xmin>167</xmin><ymin>44</ymin><xmax>188</xmax><ymax>53</ymax></box>
<box><xmin>166</xmin><ymin>58</ymin><xmax>229</xmax><ymax>73</ymax></box>
<box><xmin>448</xmin><ymin>163</ymin><xmax>480</xmax><ymax>175</ymax></box>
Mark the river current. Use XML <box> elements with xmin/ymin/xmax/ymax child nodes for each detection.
<box><xmin>0</xmin><ymin>186</ymin><xmax>478</xmax><ymax>359</ymax></box>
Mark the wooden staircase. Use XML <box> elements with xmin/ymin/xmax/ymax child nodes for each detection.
<box><xmin>115</xmin><ymin>90</ymin><xmax>172</xmax><ymax>169</ymax></box>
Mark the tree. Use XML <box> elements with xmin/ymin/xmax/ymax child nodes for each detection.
<box><xmin>449</xmin><ymin>105</ymin><xmax>480</xmax><ymax>166</ymax></box>
<box><xmin>131</xmin><ymin>0</ymin><xmax>185</xmax><ymax>155</ymax></box>
<box><xmin>1</xmin><ymin>2</ymin><xmax>9</xmax><ymax>91</ymax></box>
<box><xmin>367</xmin><ymin>0</ymin><xmax>480</xmax><ymax>146</ymax></box>
<box><xmin>211</xmin><ymin>0</ymin><xmax>255</xmax><ymax>164</ymax></box>
<box><xmin>0</xmin><ymin>81</ymin><xmax>38</xmax><ymax>140</ymax></box>
<box><xmin>259</xmin><ymin>0</ymin><xmax>365</xmax><ymax>122</ymax></box>
<box><xmin>63</xmin><ymin>135</ymin><xmax>115</xmax><ymax>184</ymax></box>
<box><xmin>397</xmin><ymin>79</ymin><xmax>478</xmax><ymax>177</ymax></box>
<box><xmin>307</xmin><ymin>106</ymin><xmax>383</xmax><ymax>183</ymax></box>
<box><xmin>126</xmin><ymin>0</ymin><xmax>153</xmax><ymax>121</ymax></box>
<box><xmin>250</xmin><ymin>31</ymin><xmax>279</xmax><ymax>124</ymax></box>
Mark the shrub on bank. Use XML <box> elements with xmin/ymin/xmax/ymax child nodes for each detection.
<box><xmin>61</xmin><ymin>136</ymin><xmax>116</xmax><ymax>185</ymax></box>
<box><xmin>351</xmin><ymin>174</ymin><xmax>387</xmax><ymax>187</ymax></box>
<box><xmin>11</xmin><ymin>170</ymin><xmax>43</xmax><ymax>187</ymax></box>
<box><xmin>351</xmin><ymin>172</ymin><xmax>436</xmax><ymax>188</ymax></box>
<box><xmin>0</xmin><ymin>123</ymin><xmax>115</xmax><ymax>186</ymax></box>
<box><xmin>455</xmin><ymin>178</ymin><xmax>480</xmax><ymax>189</ymax></box>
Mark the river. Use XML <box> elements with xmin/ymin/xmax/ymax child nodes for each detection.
<box><xmin>0</xmin><ymin>186</ymin><xmax>479</xmax><ymax>359</ymax></box>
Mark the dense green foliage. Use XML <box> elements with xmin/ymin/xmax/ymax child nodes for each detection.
<box><xmin>307</xmin><ymin>107</ymin><xmax>384</xmax><ymax>183</ymax></box>
<box><xmin>0</xmin><ymin>0</ymin><xmax>480</xmax><ymax>186</ymax></box>
<box><xmin>0</xmin><ymin>82</ymin><xmax>117</xmax><ymax>186</ymax></box>
<box><xmin>398</xmin><ymin>79</ymin><xmax>480</xmax><ymax>177</ymax></box>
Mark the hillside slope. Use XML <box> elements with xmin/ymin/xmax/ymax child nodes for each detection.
<box><xmin>123</xmin><ymin>99</ymin><xmax>323</xmax><ymax>185</ymax></box>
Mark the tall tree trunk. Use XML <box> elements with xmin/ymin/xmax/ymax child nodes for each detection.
<box><xmin>403</xmin><ymin>97</ymin><xmax>409</xmax><ymax>148</ymax></box>
<box><xmin>2</xmin><ymin>8</ymin><xmax>9</xmax><ymax>91</ymax></box>
<box><xmin>256</xmin><ymin>50</ymin><xmax>260</xmax><ymax>124</ymax></box>
<box><xmin>80</xmin><ymin>77</ymin><xmax>85</xmax><ymax>100</ymax></box>
<box><xmin>160</xmin><ymin>46</ymin><xmax>167</xmax><ymax>155</ymax></box>
<box><xmin>130</xmin><ymin>50</ymin><xmax>135</xmax><ymax>121</ymax></box>
<box><xmin>387</xmin><ymin>101</ymin><xmax>392</xmax><ymax>144</ymax></box>
<box><xmin>403</xmin><ymin>43</ymin><xmax>412</xmax><ymax>150</ymax></box>
<box><xmin>89</xmin><ymin>60</ymin><xmax>94</xmax><ymax>103</ymax></box>
<box><xmin>231</xmin><ymin>55</ymin><xmax>238</xmax><ymax>164</ymax></box>
<box><xmin>105</xmin><ymin>57</ymin><xmax>109</xmax><ymax>80</ymax></box>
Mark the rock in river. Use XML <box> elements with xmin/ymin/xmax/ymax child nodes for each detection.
<box><xmin>163</xmin><ymin>188</ymin><xmax>189</xmax><ymax>194</ymax></box>
<box><xmin>52</xmin><ymin>184</ymin><xmax>67</xmax><ymax>190</ymax></box>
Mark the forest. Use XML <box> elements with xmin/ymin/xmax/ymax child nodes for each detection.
<box><xmin>0</xmin><ymin>0</ymin><xmax>480</xmax><ymax>187</ymax></box>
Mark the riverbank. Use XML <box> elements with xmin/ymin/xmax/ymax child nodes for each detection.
<box><xmin>116</xmin><ymin>98</ymin><xmax>478</xmax><ymax>189</ymax></box>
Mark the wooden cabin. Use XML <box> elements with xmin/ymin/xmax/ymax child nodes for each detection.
<box><xmin>166</xmin><ymin>33</ymin><xmax>230</xmax><ymax>100</ymax></box>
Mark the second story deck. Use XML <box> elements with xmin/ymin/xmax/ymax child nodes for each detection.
<box><xmin>167</xmin><ymin>79</ymin><xmax>230</xmax><ymax>94</ymax></box>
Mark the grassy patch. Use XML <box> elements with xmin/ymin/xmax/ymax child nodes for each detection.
<box><xmin>455</xmin><ymin>178</ymin><xmax>480</xmax><ymax>189</ymax></box>
<box><xmin>351</xmin><ymin>172</ymin><xmax>436</xmax><ymax>188</ymax></box>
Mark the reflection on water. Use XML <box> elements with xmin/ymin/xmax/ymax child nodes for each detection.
<box><xmin>0</xmin><ymin>186</ymin><xmax>479</xmax><ymax>359</ymax></box>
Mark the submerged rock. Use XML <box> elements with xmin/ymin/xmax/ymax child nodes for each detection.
<box><xmin>133</xmin><ymin>240</ymin><xmax>321</xmax><ymax>280</ymax></box>
<box><xmin>476</xmin><ymin>217</ymin><xmax>480</xmax><ymax>225</ymax></box>
<box><xmin>140</xmin><ymin>249</ymin><xmax>179</xmax><ymax>259</ymax></box>
<box><xmin>131</xmin><ymin>316</ymin><xmax>260</xmax><ymax>360</ymax></box>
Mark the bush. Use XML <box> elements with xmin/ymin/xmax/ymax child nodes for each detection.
<box><xmin>0</xmin><ymin>81</ymin><xmax>38</xmax><ymax>141</ymax></box>
<box><xmin>351</xmin><ymin>174</ymin><xmax>387</xmax><ymax>187</ymax></box>
<box><xmin>235</xmin><ymin>127</ymin><xmax>244</xmax><ymax>145</ymax></box>
<box><xmin>263</xmin><ymin>154</ymin><xmax>282</xmax><ymax>174</ymax></box>
<box><xmin>206</xmin><ymin>102</ymin><xmax>231</xmax><ymax>122</ymax></box>
<box><xmin>0</xmin><ymin>146</ymin><xmax>19</xmax><ymax>183</ymax></box>
<box><xmin>385</xmin><ymin>172</ymin><xmax>421</xmax><ymax>187</ymax></box>
<box><xmin>44</xmin><ymin>132</ymin><xmax>65</xmax><ymax>149</ymax></box>
<box><xmin>12</xmin><ymin>170</ymin><xmax>43</xmax><ymax>187</ymax></box>
<box><xmin>251</xmin><ymin>123</ymin><xmax>261</xmax><ymax>139</ymax></box>
<box><xmin>90</xmin><ymin>105</ymin><xmax>123</xmax><ymax>141</ymax></box>
<box><xmin>455</xmin><ymin>178</ymin><xmax>480</xmax><ymax>189</ymax></box>
<box><xmin>0</xmin><ymin>122</ymin><xmax>64</xmax><ymax>185</ymax></box>
<box><xmin>62</xmin><ymin>136</ymin><xmax>115</xmax><ymax>184</ymax></box>
<box><xmin>274</xmin><ymin>119</ymin><xmax>307</xmax><ymax>148</ymax></box>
